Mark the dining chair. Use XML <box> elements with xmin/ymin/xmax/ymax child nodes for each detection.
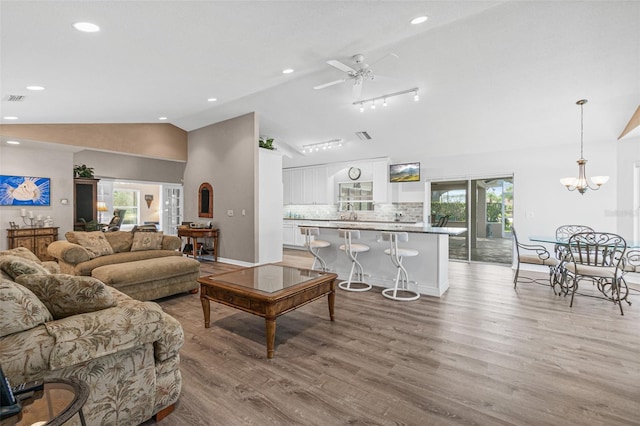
<box><xmin>551</xmin><ymin>225</ymin><xmax>595</xmax><ymax>292</ymax></box>
<box><xmin>564</xmin><ymin>232</ymin><xmax>628</xmax><ymax>315</ymax></box>
<box><xmin>554</xmin><ymin>224</ymin><xmax>594</xmax><ymax>258</ymax></box>
<box><xmin>512</xmin><ymin>227</ymin><xmax>558</xmax><ymax>289</ymax></box>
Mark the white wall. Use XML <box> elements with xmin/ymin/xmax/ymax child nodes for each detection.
<box><xmin>257</xmin><ymin>148</ymin><xmax>283</xmax><ymax>264</ymax></box>
<box><xmin>0</xmin><ymin>145</ymin><xmax>75</xmax><ymax>249</ymax></box>
<box><xmin>616</xmin><ymin>136</ymin><xmax>640</xmax><ymax>241</ymax></box>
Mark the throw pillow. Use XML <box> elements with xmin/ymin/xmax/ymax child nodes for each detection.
<box><xmin>0</xmin><ymin>247</ymin><xmax>42</xmax><ymax>264</ymax></box>
<box><xmin>131</xmin><ymin>231</ymin><xmax>164</xmax><ymax>252</ymax></box>
<box><xmin>15</xmin><ymin>274</ymin><xmax>117</xmax><ymax>320</ymax></box>
<box><xmin>64</xmin><ymin>231</ymin><xmax>79</xmax><ymax>245</ymax></box>
<box><xmin>0</xmin><ymin>255</ymin><xmax>51</xmax><ymax>279</ymax></box>
<box><xmin>104</xmin><ymin>231</ymin><xmax>134</xmax><ymax>253</ymax></box>
<box><xmin>0</xmin><ymin>278</ymin><xmax>53</xmax><ymax>337</ymax></box>
<box><xmin>74</xmin><ymin>231</ymin><xmax>114</xmax><ymax>259</ymax></box>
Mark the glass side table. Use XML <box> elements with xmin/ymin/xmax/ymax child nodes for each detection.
<box><xmin>1</xmin><ymin>378</ymin><xmax>88</xmax><ymax>426</ymax></box>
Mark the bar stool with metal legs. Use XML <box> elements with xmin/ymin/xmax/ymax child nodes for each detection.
<box><xmin>381</xmin><ymin>231</ymin><xmax>420</xmax><ymax>301</ymax></box>
<box><xmin>299</xmin><ymin>226</ymin><xmax>330</xmax><ymax>271</ymax></box>
<box><xmin>338</xmin><ymin>229</ymin><xmax>372</xmax><ymax>292</ymax></box>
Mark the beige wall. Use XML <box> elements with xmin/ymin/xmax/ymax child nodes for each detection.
<box><xmin>75</xmin><ymin>150</ymin><xmax>185</xmax><ymax>183</ymax></box>
<box><xmin>184</xmin><ymin>112</ymin><xmax>258</xmax><ymax>263</ymax></box>
<box><xmin>0</xmin><ymin>123</ymin><xmax>187</xmax><ymax>161</ymax></box>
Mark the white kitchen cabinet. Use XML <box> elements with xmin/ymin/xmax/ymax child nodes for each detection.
<box><xmin>283</xmin><ymin>170</ymin><xmax>293</xmax><ymax>205</ymax></box>
<box><xmin>302</xmin><ymin>167</ymin><xmax>329</xmax><ymax>204</ymax></box>
<box><xmin>290</xmin><ymin>169</ymin><xmax>304</xmax><ymax>204</ymax></box>
<box><xmin>283</xmin><ymin>220</ymin><xmax>295</xmax><ymax>245</ymax></box>
<box><xmin>283</xmin><ymin>220</ymin><xmax>307</xmax><ymax>247</ymax></box>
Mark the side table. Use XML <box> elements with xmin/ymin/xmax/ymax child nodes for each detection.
<box><xmin>1</xmin><ymin>378</ymin><xmax>88</xmax><ymax>426</ymax></box>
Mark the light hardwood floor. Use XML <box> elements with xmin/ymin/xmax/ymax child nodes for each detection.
<box><xmin>145</xmin><ymin>251</ymin><xmax>640</xmax><ymax>426</ymax></box>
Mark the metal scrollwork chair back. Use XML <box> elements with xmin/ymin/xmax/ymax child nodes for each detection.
<box><xmin>624</xmin><ymin>249</ymin><xmax>640</xmax><ymax>274</ymax></box>
<box><xmin>564</xmin><ymin>232</ymin><xmax>628</xmax><ymax>315</ymax></box>
<box><xmin>512</xmin><ymin>227</ymin><xmax>558</xmax><ymax>289</ymax></box>
<box><xmin>554</xmin><ymin>224</ymin><xmax>594</xmax><ymax>261</ymax></box>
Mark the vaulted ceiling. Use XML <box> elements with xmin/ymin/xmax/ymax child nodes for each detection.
<box><xmin>2</xmin><ymin>1</ymin><xmax>638</xmax><ymax>168</ymax></box>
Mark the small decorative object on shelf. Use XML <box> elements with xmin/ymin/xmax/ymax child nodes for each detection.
<box><xmin>44</xmin><ymin>216</ymin><xmax>54</xmax><ymax>227</ymax></box>
<box><xmin>73</xmin><ymin>164</ymin><xmax>95</xmax><ymax>178</ymax></box>
<box><xmin>259</xmin><ymin>137</ymin><xmax>275</xmax><ymax>150</ymax></box>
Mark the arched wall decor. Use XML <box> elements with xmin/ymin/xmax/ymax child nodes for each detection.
<box><xmin>198</xmin><ymin>182</ymin><xmax>213</xmax><ymax>218</ymax></box>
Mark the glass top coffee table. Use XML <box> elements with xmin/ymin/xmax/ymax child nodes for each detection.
<box><xmin>198</xmin><ymin>264</ymin><xmax>338</xmax><ymax>358</ymax></box>
<box><xmin>3</xmin><ymin>378</ymin><xmax>88</xmax><ymax>426</ymax></box>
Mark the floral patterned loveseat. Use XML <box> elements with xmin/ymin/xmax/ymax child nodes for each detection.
<box><xmin>0</xmin><ymin>248</ymin><xmax>183</xmax><ymax>425</ymax></box>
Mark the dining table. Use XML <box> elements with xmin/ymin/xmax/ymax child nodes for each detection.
<box><xmin>529</xmin><ymin>234</ymin><xmax>638</xmax><ymax>307</ymax></box>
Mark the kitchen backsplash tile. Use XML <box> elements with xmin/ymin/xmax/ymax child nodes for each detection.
<box><xmin>284</xmin><ymin>203</ymin><xmax>423</xmax><ymax>222</ymax></box>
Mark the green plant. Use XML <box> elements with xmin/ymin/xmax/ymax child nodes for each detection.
<box><xmin>74</xmin><ymin>164</ymin><xmax>95</xmax><ymax>178</ymax></box>
<box><xmin>259</xmin><ymin>137</ymin><xmax>275</xmax><ymax>150</ymax></box>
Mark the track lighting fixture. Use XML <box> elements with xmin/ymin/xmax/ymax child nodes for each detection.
<box><xmin>353</xmin><ymin>87</ymin><xmax>419</xmax><ymax>111</ymax></box>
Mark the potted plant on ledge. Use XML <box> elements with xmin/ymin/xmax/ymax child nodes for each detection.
<box><xmin>259</xmin><ymin>137</ymin><xmax>275</xmax><ymax>150</ymax></box>
<box><xmin>74</xmin><ymin>164</ymin><xmax>95</xmax><ymax>178</ymax></box>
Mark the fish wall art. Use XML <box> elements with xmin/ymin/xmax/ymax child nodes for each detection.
<box><xmin>0</xmin><ymin>175</ymin><xmax>51</xmax><ymax>206</ymax></box>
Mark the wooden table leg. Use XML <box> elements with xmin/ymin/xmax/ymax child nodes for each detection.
<box><xmin>265</xmin><ymin>317</ymin><xmax>276</xmax><ymax>359</ymax></box>
<box><xmin>191</xmin><ymin>237</ymin><xmax>197</xmax><ymax>259</ymax></box>
<box><xmin>328</xmin><ymin>289</ymin><xmax>335</xmax><ymax>321</ymax></box>
<box><xmin>201</xmin><ymin>292</ymin><xmax>211</xmax><ymax>328</ymax></box>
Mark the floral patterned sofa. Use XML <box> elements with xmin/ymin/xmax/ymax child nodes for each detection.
<box><xmin>47</xmin><ymin>230</ymin><xmax>200</xmax><ymax>301</ymax></box>
<box><xmin>0</xmin><ymin>248</ymin><xmax>183</xmax><ymax>425</ymax></box>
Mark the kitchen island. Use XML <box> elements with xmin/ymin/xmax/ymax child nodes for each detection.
<box><xmin>295</xmin><ymin>220</ymin><xmax>466</xmax><ymax>297</ymax></box>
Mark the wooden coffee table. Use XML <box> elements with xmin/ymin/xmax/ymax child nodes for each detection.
<box><xmin>198</xmin><ymin>264</ymin><xmax>338</xmax><ymax>358</ymax></box>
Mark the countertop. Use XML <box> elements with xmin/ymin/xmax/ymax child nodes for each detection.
<box><xmin>285</xmin><ymin>218</ymin><xmax>466</xmax><ymax>235</ymax></box>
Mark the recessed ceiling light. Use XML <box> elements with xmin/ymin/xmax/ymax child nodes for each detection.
<box><xmin>411</xmin><ymin>16</ymin><xmax>428</xmax><ymax>25</ymax></box>
<box><xmin>6</xmin><ymin>140</ymin><xmax>20</xmax><ymax>145</ymax></box>
<box><xmin>3</xmin><ymin>116</ymin><xmax>18</xmax><ymax>120</ymax></box>
<box><xmin>282</xmin><ymin>69</ymin><xmax>294</xmax><ymax>74</ymax></box>
<box><xmin>73</xmin><ymin>22</ymin><xmax>100</xmax><ymax>32</ymax></box>
<box><xmin>26</xmin><ymin>86</ymin><xmax>45</xmax><ymax>91</ymax></box>
<box><xmin>207</xmin><ymin>98</ymin><xmax>217</xmax><ymax>102</ymax></box>
<box><xmin>158</xmin><ymin>117</ymin><xmax>168</xmax><ymax>121</ymax></box>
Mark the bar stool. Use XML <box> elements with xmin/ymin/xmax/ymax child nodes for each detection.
<box><xmin>299</xmin><ymin>226</ymin><xmax>330</xmax><ymax>271</ymax></box>
<box><xmin>338</xmin><ymin>229</ymin><xmax>372</xmax><ymax>292</ymax></box>
<box><xmin>381</xmin><ymin>231</ymin><xmax>420</xmax><ymax>301</ymax></box>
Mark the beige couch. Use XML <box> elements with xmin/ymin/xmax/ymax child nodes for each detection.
<box><xmin>47</xmin><ymin>231</ymin><xmax>200</xmax><ymax>301</ymax></box>
<box><xmin>0</xmin><ymin>248</ymin><xmax>183</xmax><ymax>425</ymax></box>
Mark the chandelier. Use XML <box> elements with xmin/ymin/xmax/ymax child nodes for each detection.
<box><xmin>560</xmin><ymin>99</ymin><xmax>609</xmax><ymax>194</ymax></box>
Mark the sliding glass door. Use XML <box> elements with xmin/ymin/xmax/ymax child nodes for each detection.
<box><xmin>430</xmin><ymin>176</ymin><xmax>513</xmax><ymax>264</ymax></box>
<box><xmin>469</xmin><ymin>177</ymin><xmax>513</xmax><ymax>263</ymax></box>
<box><xmin>430</xmin><ymin>181</ymin><xmax>468</xmax><ymax>261</ymax></box>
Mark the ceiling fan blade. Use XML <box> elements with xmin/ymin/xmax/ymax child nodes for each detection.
<box><xmin>313</xmin><ymin>78</ymin><xmax>347</xmax><ymax>90</ymax></box>
<box><xmin>327</xmin><ymin>59</ymin><xmax>356</xmax><ymax>73</ymax></box>
<box><xmin>369</xmin><ymin>52</ymin><xmax>399</xmax><ymax>67</ymax></box>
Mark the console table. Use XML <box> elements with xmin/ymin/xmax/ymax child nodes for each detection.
<box><xmin>7</xmin><ymin>227</ymin><xmax>59</xmax><ymax>261</ymax></box>
<box><xmin>177</xmin><ymin>228</ymin><xmax>219</xmax><ymax>261</ymax></box>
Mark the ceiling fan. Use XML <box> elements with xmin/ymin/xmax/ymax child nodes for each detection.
<box><xmin>313</xmin><ymin>53</ymin><xmax>397</xmax><ymax>98</ymax></box>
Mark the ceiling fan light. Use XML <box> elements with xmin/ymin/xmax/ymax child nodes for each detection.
<box><xmin>414</xmin><ymin>91</ymin><xmax>420</xmax><ymax>102</ymax></box>
<box><xmin>360</xmin><ymin>103</ymin><xmax>364</xmax><ymax>112</ymax></box>
<box><xmin>383</xmin><ymin>98</ymin><xmax>387</xmax><ymax>107</ymax></box>
<box><xmin>371</xmin><ymin>101</ymin><xmax>375</xmax><ymax>110</ymax></box>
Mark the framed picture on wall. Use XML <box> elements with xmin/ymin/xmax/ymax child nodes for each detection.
<box><xmin>0</xmin><ymin>175</ymin><xmax>51</xmax><ymax>206</ymax></box>
<box><xmin>389</xmin><ymin>162</ymin><xmax>420</xmax><ymax>182</ymax></box>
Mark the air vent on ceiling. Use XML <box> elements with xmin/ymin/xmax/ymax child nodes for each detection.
<box><xmin>7</xmin><ymin>95</ymin><xmax>26</xmax><ymax>102</ymax></box>
<box><xmin>355</xmin><ymin>131</ymin><xmax>372</xmax><ymax>140</ymax></box>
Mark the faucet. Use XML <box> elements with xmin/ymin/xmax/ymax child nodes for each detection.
<box><xmin>343</xmin><ymin>203</ymin><xmax>358</xmax><ymax>221</ymax></box>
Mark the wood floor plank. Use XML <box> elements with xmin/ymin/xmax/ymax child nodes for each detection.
<box><xmin>141</xmin><ymin>254</ymin><xmax>640</xmax><ymax>426</ymax></box>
